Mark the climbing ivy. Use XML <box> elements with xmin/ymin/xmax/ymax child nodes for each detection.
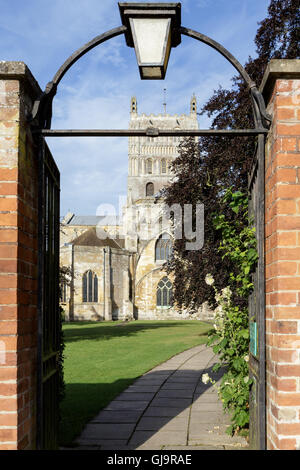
<box><xmin>205</xmin><ymin>188</ymin><xmax>258</xmax><ymax>435</ymax></box>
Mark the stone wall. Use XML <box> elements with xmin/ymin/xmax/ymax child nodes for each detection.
<box><xmin>62</xmin><ymin>245</ymin><xmax>132</xmax><ymax>322</ymax></box>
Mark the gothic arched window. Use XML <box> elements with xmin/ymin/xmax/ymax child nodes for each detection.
<box><xmin>82</xmin><ymin>270</ymin><xmax>98</xmax><ymax>302</ymax></box>
<box><xmin>157</xmin><ymin>277</ymin><xmax>173</xmax><ymax>307</ymax></box>
<box><xmin>146</xmin><ymin>182</ymin><xmax>154</xmax><ymax>197</ymax></box>
<box><xmin>161</xmin><ymin>159</ymin><xmax>167</xmax><ymax>174</ymax></box>
<box><xmin>155</xmin><ymin>233</ymin><xmax>172</xmax><ymax>261</ymax></box>
<box><xmin>146</xmin><ymin>159</ymin><xmax>153</xmax><ymax>174</ymax></box>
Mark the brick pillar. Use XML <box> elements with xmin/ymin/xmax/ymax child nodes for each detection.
<box><xmin>0</xmin><ymin>62</ymin><xmax>41</xmax><ymax>449</ymax></box>
<box><xmin>262</xmin><ymin>59</ymin><xmax>300</xmax><ymax>450</ymax></box>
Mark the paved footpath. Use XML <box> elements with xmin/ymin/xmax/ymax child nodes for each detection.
<box><xmin>74</xmin><ymin>345</ymin><xmax>248</xmax><ymax>450</ymax></box>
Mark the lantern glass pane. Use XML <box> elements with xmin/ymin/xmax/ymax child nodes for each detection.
<box><xmin>131</xmin><ymin>18</ymin><xmax>170</xmax><ymax>65</ymax></box>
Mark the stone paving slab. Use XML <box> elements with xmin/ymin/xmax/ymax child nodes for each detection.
<box><xmin>164</xmin><ymin>445</ymin><xmax>225</xmax><ymax>450</ymax></box>
<box><xmin>167</xmin><ymin>377</ymin><xmax>199</xmax><ymax>384</ymax></box>
<box><xmin>150</xmin><ymin>397</ymin><xmax>192</xmax><ymax>408</ymax></box>
<box><xmin>188</xmin><ymin>435</ymin><xmax>247</xmax><ymax>447</ymax></box>
<box><xmin>104</xmin><ymin>400</ymin><xmax>149</xmax><ymax>411</ymax></box>
<box><xmin>99</xmin><ymin>442</ymin><xmax>135</xmax><ymax>450</ymax></box>
<box><xmin>143</xmin><ymin>407</ymin><xmax>190</xmax><ymax>418</ymax></box>
<box><xmin>188</xmin><ymin>423</ymin><xmax>247</xmax><ymax>447</ymax></box>
<box><xmin>91</xmin><ymin>410</ymin><xmax>143</xmax><ymax>423</ymax></box>
<box><xmin>139</xmin><ymin>373</ymin><xmax>170</xmax><ymax>380</ymax></box>
<box><xmin>150</xmin><ymin>365</ymin><xmax>177</xmax><ymax>371</ymax></box>
<box><xmin>126</xmin><ymin>385</ymin><xmax>160</xmax><ymax>392</ymax></box>
<box><xmin>189</xmin><ymin>411</ymin><xmax>224</xmax><ymax>425</ymax></box>
<box><xmin>192</xmin><ymin>394</ymin><xmax>220</xmax><ymax>403</ymax></box>
<box><xmin>155</xmin><ymin>389</ymin><xmax>194</xmax><ymax>399</ymax></box>
<box><xmin>79</xmin><ymin>423</ymin><xmax>135</xmax><ymax>440</ymax></box>
<box><xmin>77</xmin><ymin>439</ymin><xmax>135</xmax><ymax>450</ymax></box>
<box><xmin>134</xmin><ymin>378</ymin><xmax>167</xmax><ymax>386</ymax></box>
<box><xmin>144</xmin><ymin>369</ymin><xmax>172</xmax><ymax>375</ymax></box>
<box><xmin>172</xmin><ymin>370</ymin><xmax>203</xmax><ymax>376</ymax></box>
<box><xmin>136</xmin><ymin>416</ymin><xmax>188</xmax><ymax>431</ymax></box>
<box><xmin>194</xmin><ymin>389</ymin><xmax>216</xmax><ymax>397</ymax></box>
<box><xmin>191</xmin><ymin>402</ymin><xmax>223</xmax><ymax>412</ymax></box>
<box><xmin>60</xmin><ymin>445</ymin><xmax>101</xmax><ymax>450</ymax></box>
<box><xmin>161</xmin><ymin>382</ymin><xmax>196</xmax><ymax>390</ymax></box>
<box><xmin>114</xmin><ymin>392</ymin><xmax>156</xmax><ymax>401</ymax></box>
<box><xmin>131</xmin><ymin>430</ymin><xmax>187</xmax><ymax>448</ymax></box>
<box><xmin>189</xmin><ymin>423</ymin><xmax>230</xmax><ymax>435</ymax></box>
<box><xmin>73</xmin><ymin>345</ymin><xmax>248</xmax><ymax>451</ymax></box>
<box><xmin>192</xmin><ymin>397</ymin><xmax>224</xmax><ymax>409</ymax></box>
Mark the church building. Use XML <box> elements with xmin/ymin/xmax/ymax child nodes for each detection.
<box><xmin>60</xmin><ymin>96</ymin><xmax>212</xmax><ymax>321</ymax></box>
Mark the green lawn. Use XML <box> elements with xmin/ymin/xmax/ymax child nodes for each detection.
<box><xmin>59</xmin><ymin>320</ymin><xmax>211</xmax><ymax>446</ymax></box>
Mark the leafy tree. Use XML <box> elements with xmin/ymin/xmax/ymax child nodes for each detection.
<box><xmin>161</xmin><ymin>0</ymin><xmax>299</xmax><ymax>311</ymax></box>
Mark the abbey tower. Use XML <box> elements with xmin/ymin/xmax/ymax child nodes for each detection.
<box><xmin>127</xmin><ymin>95</ymin><xmax>198</xmax><ymax>204</ymax></box>
<box><xmin>60</xmin><ymin>96</ymin><xmax>212</xmax><ymax>321</ymax></box>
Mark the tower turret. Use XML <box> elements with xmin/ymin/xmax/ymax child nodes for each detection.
<box><xmin>131</xmin><ymin>96</ymin><xmax>137</xmax><ymax>114</ymax></box>
<box><xmin>127</xmin><ymin>96</ymin><xmax>199</xmax><ymax>205</ymax></box>
<box><xmin>190</xmin><ymin>94</ymin><xmax>197</xmax><ymax>115</ymax></box>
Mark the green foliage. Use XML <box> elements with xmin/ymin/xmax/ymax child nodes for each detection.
<box><xmin>58</xmin><ymin>306</ymin><xmax>66</xmax><ymax>405</ymax></box>
<box><xmin>58</xmin><ymin>265</ymin><xmax>71</xmax><ymax>404</ymax></box>
<box><xmin>213</xmin><ymin>188</ymin><xmax>258</xmax><ymax>298</ymax></box>
<box><xmin>206</xmin><ymin>188</ymin><xmax>257</xmax><ymax>435</ymax></box>
<box><xmin>160</xmin><ymin>0</ymin><xmax>298</xmax><ymax>312</ymax></box>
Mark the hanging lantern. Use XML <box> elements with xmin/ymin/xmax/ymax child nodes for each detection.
<box><xmin>119</xmin><ymin>3</ymin><xmax>181</xmax><ymax>79</ymax></box>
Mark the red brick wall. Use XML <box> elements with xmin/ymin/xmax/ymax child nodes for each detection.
<box><xmin>264</xmin><ymin>63</ymin><xmax>300</xmax><ymax>450</ymax></box>
<box><xmin>0</xmin><ymin>63</ymin><xmax>40</xmax><ymax>450</ymax></box>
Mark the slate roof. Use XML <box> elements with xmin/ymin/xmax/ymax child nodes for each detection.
<box><xmin>67</xmin><ymin>215</ymin><xmax>121</xmax><ymax>226</ymax></box>
<box><xmin>72</xmin><ymin>227</ymin><xmax>125</xmax><ymax>250</ymax></box>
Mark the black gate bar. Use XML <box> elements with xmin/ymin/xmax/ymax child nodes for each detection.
<box><xmin>38</xmin><ymin>128</ymin><xmax>269</xmax><ymax>137</ymax></box>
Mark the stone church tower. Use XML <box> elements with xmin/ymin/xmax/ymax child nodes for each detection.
<box><xmin>122</xmin><ymin>95</ymin><xmax>199</xmax><ymax>318</ymax></box>
<box><xmin>127</xmin><ymin>94</ymin><xmax>198</xmax><ymax>205</ymax></box>
<box><xmin>60</xmin><ymin>96</ymin><xmax>213</xmax><ymax>321</ymax></box>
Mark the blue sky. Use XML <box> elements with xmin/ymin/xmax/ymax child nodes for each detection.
<box><xmin>0</xmin><ymin>0</ymin><xmax>270</xmax><ymax>216</ymax></box>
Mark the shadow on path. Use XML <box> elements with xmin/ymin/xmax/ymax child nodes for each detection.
<box><xmin>61</xmin><ymin>346</ymin><xmax>248</xmax><ymax>450</ymax></box>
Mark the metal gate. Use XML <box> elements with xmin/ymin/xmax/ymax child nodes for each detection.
<box><xmin>248</xmin><ymin>133</ymin><xmax>266</xmax><ymax>450</ymax></box>
<box><xmin>36</xmin><ymin>136</ymin><xmax>60</xmax><ymax>450</ymax></box>
<box><xmin>29</xmin><ymin>4</ymin><xmax>271</xmax><ymax>449</ymax></box>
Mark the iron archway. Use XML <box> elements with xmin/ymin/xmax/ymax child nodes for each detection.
<box><xmin>30</xmin><ymin>24</ymin><xmax>271</xmax><ymax>133</ymax></box>
<box><xmin>33</xmin><ymin>2</ymin><xmax>269</xmax><ymax>450</ymax></box>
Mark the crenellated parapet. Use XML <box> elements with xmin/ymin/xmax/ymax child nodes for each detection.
<box><xmin>127</xmin><ymin>96</ymin><xmax>199</xmax><ymax>202</ymax></box>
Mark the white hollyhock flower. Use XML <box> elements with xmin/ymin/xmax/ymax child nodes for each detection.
<box><xmin>205</xmin><ymin>274</ymin><xmax>214</xmax><ymax>286</ymax></box>
<box><xmin>202</xmin><ymin>373</ymin><xmax>210</xmax><ymax>384</ymax></box>
<box><xmin>221</xmin><ymin>286</ymin><xmax>232</xmax><ymax>299</ymax></box>
<box><xmin>215</xmin><ymin>305</ymin><xmax>224</xmax><ymax>317</ymax></box>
